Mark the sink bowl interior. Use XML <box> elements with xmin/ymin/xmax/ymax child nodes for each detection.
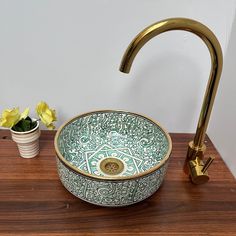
<box><xmin>56</xmin><ymin>111</ymin><xmax>171</xmax><ymax>179</ymax></box>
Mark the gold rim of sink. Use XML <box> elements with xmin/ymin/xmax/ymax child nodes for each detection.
<box><xmin>54</xmin><ymin>110</ymin><xmax>172</xmax><ymax>181</ymax></box>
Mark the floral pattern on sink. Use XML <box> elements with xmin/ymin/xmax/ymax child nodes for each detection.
<box><xmin>57</xmin><ymin>158</ymin><xmax>169</xmax><ymax>207</ymax></box>
<box><xmin>58</xmin><ymin>111</ymin><xmax>169</xmax><ymax>177</ymax></box>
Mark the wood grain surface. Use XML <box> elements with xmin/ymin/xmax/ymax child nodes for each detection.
<box><xmin>0</xmin><ymin>130</ymin><xmax>235</xmax><ymax>236</ymax></box>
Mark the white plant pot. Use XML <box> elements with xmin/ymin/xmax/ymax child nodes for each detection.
<box><xmin>11</xmin><ymin>120</ymin><xmax>41</xmax><ymax>158</ymax></box>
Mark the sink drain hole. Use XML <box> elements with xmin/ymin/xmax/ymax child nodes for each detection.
<box><xmin>100</xmin><ymin>158</ymin><xmax>124</xmax><ymax>175</ymax></box>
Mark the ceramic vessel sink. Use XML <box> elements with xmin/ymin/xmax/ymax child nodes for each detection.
<box><xmin>54</xmin><ymin>110</ymin><xmax>172</xmax><ymax>207</ymax></box>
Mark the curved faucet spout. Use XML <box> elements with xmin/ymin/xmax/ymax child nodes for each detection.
<box><xmin>119</xmin><ymin>18</ymin><xmax>223</xmax><ymax>184</ymax></box>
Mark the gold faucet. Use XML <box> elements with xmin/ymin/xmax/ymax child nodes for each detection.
<box><xmin>119</xmin><ymin>18</ymin><xmax>223</xmax><ymax>184</ymax></box>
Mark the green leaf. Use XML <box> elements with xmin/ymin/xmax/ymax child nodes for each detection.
<box><xmin>25</xmin><ymin>116</ymin><xmax>32</xmax><ymax>122</ymax></box>
<box><xmin>12</xmin><ymin>126</ymin><xmax>23</xmax><ymax>132</ymax></box>
<box><xmin>21</xmin><ymin>119</ymin><xmax>31</xmax><ymax>131</ymax></box>
<box><xmin>11</xmin><ymin>118</ymin><xmax>37</xmax><ymax>132</ymax></box>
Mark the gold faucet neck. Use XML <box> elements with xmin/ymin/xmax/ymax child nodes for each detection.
<box><xmin>119</xmin><ymin>18</ymin><xmax>223</xmax><ymax>184</ymax></box>
<box><xmin>120</xmin><ymin>18</ymin><xmax>222</xmax><ymax>76</ymax></box>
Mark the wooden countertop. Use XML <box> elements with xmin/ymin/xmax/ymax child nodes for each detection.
<box><xmin>0</xmin><ymin>130</ymin><xmax>235</xmax><ymax>236</ymax></box>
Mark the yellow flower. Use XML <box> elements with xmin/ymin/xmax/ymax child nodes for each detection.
<box><xmin>36</xmin><ymin>101</ymin><xmax>56</xmax><ymax>129</ymax></box>
<box><xmin>0</xmin><ymin>107</ymin><xmax>30</xmax><ymax>128</ymax></box>
<box><xmin>20</xmin><ymin>107</ymin><xmax>30</xmax><ymax>120</ymax></box>
<box><xmin>0</xmin><ymin>108</ymin><xmax>20</xmax><ymax>128</ymax></box>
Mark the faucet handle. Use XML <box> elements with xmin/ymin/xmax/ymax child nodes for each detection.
<box><xmin>202</xmin><ymin>156</ymin><xmax>215</xmax><ymax>173</ymax></box>
<box><xmin>188</xmin><ymin>156</ymin><xmax>215</xmax><ymax>185</ymax></box>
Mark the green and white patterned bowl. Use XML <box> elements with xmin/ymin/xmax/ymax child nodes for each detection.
<box><xmin>54</xmin><ymin>110</ymin><xmax>172</xmax><ymax>207</ymax></box>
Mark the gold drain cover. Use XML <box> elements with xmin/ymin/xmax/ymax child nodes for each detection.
<box><xmin>100</xmin><ymin>158</ymin><xmax>124</xmax><ymax>175</ymax></box>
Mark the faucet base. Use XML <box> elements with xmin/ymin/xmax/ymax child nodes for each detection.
<box><xmin>184</xmin><ymin>141</ymin><xmax>214</xmax><ymax>184</ymax></box>
<box><xmin>187</xmin><ymin>141</ymin><xmax>206</xmax><ymax>159</ymax></box>
<box><xmin>188</xmin><ymin>157</ymin><xmax>210</xmax><ymax>184</ymax></box>
<box><xmin>184</xmin><ymin>141</ymin><xmax>206</xmax><ymax>174</ymax></box>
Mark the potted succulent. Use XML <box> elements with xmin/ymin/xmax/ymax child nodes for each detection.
<box><xmin>0</xmin><ymin>101</ymin><xmax>56</xmax><ymax>158</ymax></box>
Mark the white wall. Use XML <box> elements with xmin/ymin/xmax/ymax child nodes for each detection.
<box><xmin>0</xmin><ymin>0</ymin><xmax>235</xmax><ymax>134</ymax></box>
<box><xmin>208</xmin><ymin>12</ymin><xmax>236</xmax><ymax>178</ymax></box>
